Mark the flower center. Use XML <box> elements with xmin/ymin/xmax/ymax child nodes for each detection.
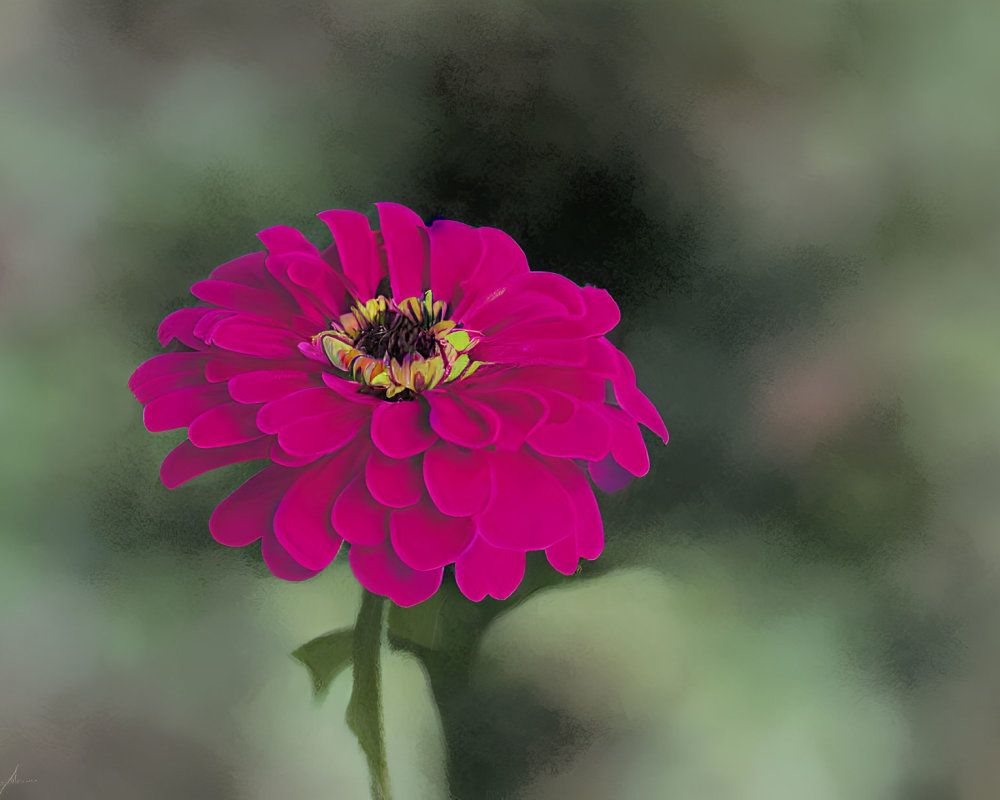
<box><xmin>301</xmin><ymin>292</ymin><xmax>483</xmax><ymax>400</ymax></box>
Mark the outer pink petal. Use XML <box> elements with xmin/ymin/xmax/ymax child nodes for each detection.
<box><xmin>274</xmin><ymin>451</ymin><xmax>358</xmax><ymax>570</ymax></box>
<box><xmin>427</xmin><ymin>392</ymin><xmax>500</xmax><ymax>448</ymax></box>
<box><xmin>331</xmin><ymin>474</ymin><xmax>388</xmax><ymax>546</ymax></box>
<box><xmin>370</xmin><ymin>399</ymin><xmax>438</xmax><ymax>458</ymax></box>
<box><xmin>428</xmin><ymin>219</ymin><xmax>483</xmax><ymax>308</ymax></box>
<box><xmin>389</xmin><ymin>499</ymin><xmax>475</xmax><ymax>571</ymax></box>
<box><xmin>133</xmin><ymin>371</ymin><xmax>208</xmax><ymax>405</ymax></box>
<box><xmin>262</xmin><ymin>530</ymin><xmax>323</xmax><ymax>581</ymax></box>
<box><xmin>257</xmin><ymin>226</ymin><xmax>330</xmax><ymax>322</ymax></box>
<box><xmin>205</xmin><ymin>355</ymin><xmax>322</xmax><ymax>383</ymax></box>
<box><xmin>462</xmin><ymin>388</ymin><xmax>546</xmax><ymax>451</ymax></box>
<box><xmin>455</xmin><ymin>536</ymin><xmax>526</xmax><ymax>601</ymax></box>
<box><xmin>365</xmin><ymin>449</ymin><xmax>423</xmax><ymax>508</ymax></box>
<box><xmin>270</xmin><ymin>440</ymin><xmax>322</xmax><ymax>468</ymax></box>
<box><xmin>588</xmin><ymin>453</ymin><xmax>634</xmax><ymax>493</ymax></box>
<box><xmin>210</xmin><ymin>464</ymin><xmax>300</xmax><ymax>547</ymax></box>
<box><xmin>277</xmin><ymin>407</ymin><xmax>368</xmax><ymax>458</ymax></box>
<box><xmin>349</xmin><ymin>543</ymin><xmax>443</xmax><ymax>607</ymax></box>
<box><xmin>601</xmin><ymin>340</ymin><xmax>669</xmax><ymax>442</ymax></box>
<box><xmin>376</xmin><ymin>203</ymin><xmax>429</xmax><ymax>300</ymax></box>
<box><xmin>422</xmin><ymin>441</ymin><xmax>490</xmax><ymax>517</ymax></box>
<box><xmin>191</xmin><ymin>279</ymin><xmax>298</xmax><ymax>320</ymax></box>
<box><xmin>545</xmin><ymin>534</ymin><xmax>580</xmax><ymax>575</ymax></box>
<box><xmin>545</xmin><ymin>456</ymin><xmax>604</xmax><ymax>560</ymax></box>
<box><xmin>228</xmin><ymin>370</ymin><xmax>320</xmax><ymax>404</ymax></box>
<box><xmin>526</xmin><ymin>397</ymin><xmax>612</xmax><ymax>461</ymax></box>
<box><xmin>451</xmin><ymin>227</ymin><xmax>530</xmax><ymax>321</ymax></box>
<box><xmin>257</xmin><ymin>387</ymin><xmax>345</xmax><ymax>433</ymax></box>
<box><xmin>476</xmin><ymin>449</ymin><xmax>576</xmax><ymax>551</ymax></box>
<box><xmin>157</xmin><ymin>307</ymin><xmax>214</xmax><ymax>349</ymax></box>
<box><xmin>318</xmin><ymin>209</ymin><xmax>383</xmax><ymax>301</ymax></box>
<box><xmin>460</xmin><ymin>289</ymin><xmax>566</xmax><ymax>334</ymax></box>
<box><xmin>209</xmin><ymin>251</ymin><xmax>270</xmax><ymax>286</ymax></box>
<box><xmin>129</xmin><ymin>352</ymin><xmax>209</xmax><ymax>395</ymax></box>
<box><xmin>206</xmin><ymin>317</ymin><xmax>305</xmax><ymax>359</ymax></box>
<box><xmin>471</xmin><ymin>337</ymin><xmax>590</xmax><ymax>368</ymax></box>
<box><xmin>605</xmin><ymin>406</ymin><xmax>651</xmax><ymax>476</ymax></box>
<box><xmin>189</xmin><ymin>402</ymin><xmax>264</xmax><ymax>447</ymax></box>
<box><xmin>160</xmin><ymin>439</ymin><xmax>270</xmax><ymax>489</ymax></box>
<box><xmin>143</xmin><ymin>384</ymin><xmax>230</xmax><ymax>432</ymax></box>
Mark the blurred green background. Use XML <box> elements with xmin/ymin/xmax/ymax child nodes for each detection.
<box><xmin>2</xmin><ymin>1</ymin><xmax>998</xmax><ymax>797</ymax></box>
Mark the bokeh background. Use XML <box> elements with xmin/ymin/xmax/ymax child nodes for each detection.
<box><xmin>2</xmin><ymin>1</ymin><xmax>999</xmax><ymax>797</ymax></box>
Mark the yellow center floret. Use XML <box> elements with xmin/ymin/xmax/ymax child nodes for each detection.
<box><xmin>311</xmin><ymin>291</ymin><xmax>484</xmax><ymax>400</ymax></box>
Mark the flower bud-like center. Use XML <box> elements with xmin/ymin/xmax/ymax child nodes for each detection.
<box><xmin>301</xmin><ymin>291</ymin><xmax>484</xmax><ymax>400</ymax></box>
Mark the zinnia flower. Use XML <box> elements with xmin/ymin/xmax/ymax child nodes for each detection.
<box><xmin>129</xmin><ymin>204</ymin><xmax>667</xmax><ymax>606</ymax></box>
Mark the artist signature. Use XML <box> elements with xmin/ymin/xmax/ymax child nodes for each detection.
<box><xmin>0</xmin><ymin>765</ymin><xmax>37</xmax><ymax>796</ymax></box>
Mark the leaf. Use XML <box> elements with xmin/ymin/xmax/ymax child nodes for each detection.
<box><xmin>291</xmin><ymin>628</ymin><xmax>354</xmax><ymax>701</ymax></box>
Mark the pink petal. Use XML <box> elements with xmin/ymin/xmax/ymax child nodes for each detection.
<box><xmin>428</xmin><ymin>219</ymin><xmax>483</xmax><ymax>307</ymax></box>
<box><xmin>210</xmin><ymin>464</ymin><xmax>300</xmax><ymax>547</ymax></box>
<box><xmin>143</xmin><ymin>384</ymin><xmax>230</xmax><ymax>432</ymax></box>
<box><xmin>157</xmin><ymin>307</ymin><xmax>213</xmax><ymax>349</ymax></box>
<box><xmin>160</xmin><ymin>439</ymin><xmax>269</xmax><ymax>489</ymax></box>
<box><xmin>261</xmin><ymin>530</ymin><xmax>323</xmax><ymax>581</ymax></box>
<box><xmin>285</xmin><ymin>252</ymin><xmax>353</xmax><ymax>319</ymax></box>
<box><xmin>455</xmin><ymin>536</ymin><xmax>526</xmax><ymax>601</ymax></box>
<box><xmin>318</xmin><ymin>209</ymin><xmax>383</xmax><ymax>300</ymax></box>
<box><xmin>451</xmin><ymin>227</ymin><xmax>530</xmax><ymax>320</ymax></box>
<box><xmin>471</xmin><ymin>337</ymin><xmax>590</xmax><ymax>369</ymax></box>
<box><xmin>274</xmin><ymin>452</ymin><xmax>358</xmax><ymax>570</ymax></box>
<box><xmin>545</xmin><ymin>534</ymin><xmax>579</xmax><ymax>575</ymax></box>
<box><xmin>206</xmin><ymin>317</ymin><xmax>305</xmax><ymax>359</ymax></box>
<box><xmin>205</xmin><ymin>355</ymin><xmax>322</xmax><ymax>383</ymax></box>
<box><xmin>133</xmin><ymin>371</ymin><xmax>208</xmax><ymax>404</ymax></box>
<box><xmin>460</xmin><ymin>289</ymin><xmax>566</xmax><ymax>334</ymax></box>
<box><xmin>189</xmin><ymin>402</ymin><xmax>264</xmax><ymax>447</ymax></box>
<box><xmin>209</xmin><ymin>251</ymin><xmax>269</xmax><ymax>286</ymax></box>
<box><xmin>427</xmin><ymin>392</ymin><xmax>500</xmax><ymax>448</ymax></box>
<box><xmin>257</xmin><ymin>387</ymin><xmax>345</xmax><ymax>433</ymax></box>
<box><xmin>580</xmin><ymin>286</ymin><xmax>620</xmax><ymax>335</ymax></box>
<box><xmin>602</xmin><ymin>341</ymin><xmax>669</xmax><ymax>442</ymax></box>
<box><xmin>477</xmin><ymin>449</ymin><xmax>576</xmax><ymax>551</ymax></box>
<box><xmin>526</xmin><ymin>397</ymin><xmax>612</xmax><ymax>461</ymax></box>
<box><xmin>389</xmin><ymin>498</ymin><xmax>475</xmax><ymax>570</ymax></box>
<box><xmin>370</xmin><ymin>399</ymin><xmax>438</xmax><ymax>458</ymax></box>
<box><xmin>228</xmin><ymin>369</ymin><xmax>320</xmax><ymax>404</ymax></box>
<box><xmin>478</xmin><ymin>366</ymin><xmax>605</xmax><ymax>405</ymax></box>
<box><xmin>463</xmin><ymin>388</ymin><xmax>546</xmax><ymax>451</ymax></box>
<box><xmin>270</xmin><ymin>440</ymin><xmax>322</xmax><ymax>468</ymax></box>
<box><xmin>365</xmin><ymin>449</ymin><xmax>423</xmax><ymax>508</ymax></box>
<box><xmin>258</xmin><ymin>225</ymin><xmax>330</xmax><ymax>322</ymax></box>
<box><xmin>605</xmin><ymin>406</ymin><xmax>650</xmax><ymax>476</ymax></box>
<box><xmin>349</xmin><ymin>543</ymin><xmax>443</xmax><ymax>607</ymax></box>
<box><xmin>376</xmin><ymin>203</ymin><xmax>429</xmax><ymax>300</ymax></box>
<box><xmin>422</xmin><ymin>441</ymin><xmax>490</xmax><ymax>517</ymax></box>
<box><xmin>545</xmin><ymin>456</ymin><xmax>604</xmax><ymax>560</ymax></box>
<box><xmin>588</xmin><ymin>453</ymin><xmax>634</xmax><ymax>493</ymax></box>
<box><xmin>129</xmin><ymin>352</ymin><xmax>209</xmax><ymax>395</ymax></box>
<box><xmin>331</xmin><ymin>474</ymin><xmax>388</xmax><ymax>546</ymax></box>
<box><xmin>277</xmin><ymin>407</ymin><xmax>368</xmax><ymax>458</ymax></box>
<box><xmin>191</xmin><ymin>279</ymin><xmax>298</xmax><ymax>320</ymax></box>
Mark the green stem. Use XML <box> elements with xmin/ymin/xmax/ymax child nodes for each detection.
<box><xmin>346</xmin><ymin>590</ymin><xmax>392</xmax><ymax>800</ymax></box>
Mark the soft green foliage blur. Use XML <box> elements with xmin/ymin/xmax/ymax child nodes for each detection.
<box><xmin>2</xmin><ymin>1</ymin><xmax>999</xmax><ymax>798</ymax></box>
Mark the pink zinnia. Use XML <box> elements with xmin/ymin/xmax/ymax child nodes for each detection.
<box><xmin>129</xmin><ymin>204</ymin><xmax>667</xmax><ymax>606</ymax></box>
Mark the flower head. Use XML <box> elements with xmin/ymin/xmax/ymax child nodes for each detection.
<box><xmin>129</xmin><ymin>204</ymin><xmax>668</xmax><ymax>606</ymax></box>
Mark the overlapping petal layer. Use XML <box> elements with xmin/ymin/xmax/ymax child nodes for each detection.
<box><xmin>131</xmin><ymin>203</ymin><xmax>666</xmax><ymax>606</ymax></box>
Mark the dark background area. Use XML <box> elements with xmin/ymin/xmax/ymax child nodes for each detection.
<box><xmin>2</xmin><ymin>1</ymin><xmax>999</xmax><ymax>797</ymax></box>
